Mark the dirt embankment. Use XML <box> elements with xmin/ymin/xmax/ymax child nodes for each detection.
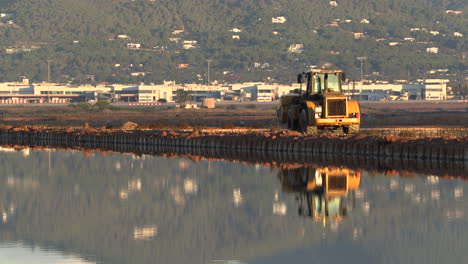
<box><xmin>0</xmin><ymin>101</ymin><xmax>465</xmax><ymax>128</ymax></box>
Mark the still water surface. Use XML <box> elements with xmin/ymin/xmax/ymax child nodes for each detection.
<box><xmin>0</xmin><ymin>148</ymin><xmax>466</xmax><ymax>264</ymax></box>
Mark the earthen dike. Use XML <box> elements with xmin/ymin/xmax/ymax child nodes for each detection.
<box><xmin>0</xmin><ymin>126</ymin><xmax>466</xmax><ymax>179</ymax></box>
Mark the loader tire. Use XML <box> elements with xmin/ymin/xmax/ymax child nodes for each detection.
<box><xmin>306</xmin><ymin>126</ymin><xmax>318</xmax><ymax>135</ymax></box>
<box><xmin>299</xmin><ymin>109</ymin><xmax>308</xmax><ymax>133</ymax></box>
<box><xmin>288</xmin><ymin>109</ymin><xmax>299</xmax><ymax>131</ymax></box>
<box><xmin>345</xmin><ymin>125</ymin><xmax>360</xmax><ymax>134</ymax></box>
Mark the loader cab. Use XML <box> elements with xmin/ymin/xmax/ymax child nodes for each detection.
<box><xmin>298</xmin><ymin>70</ymin><xmax>345</xmax><ymax>95</ymax></box>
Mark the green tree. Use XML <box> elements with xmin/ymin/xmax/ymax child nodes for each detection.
<box><xmin>174</xmin><ymin>89</ymin><xmax>192</xmax><ymax>106</ymax></box>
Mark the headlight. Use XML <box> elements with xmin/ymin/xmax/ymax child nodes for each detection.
<box><xmin>315</xmin><ymin>106</ymin><xmax>322</xmax><ymax>118</ymax></box>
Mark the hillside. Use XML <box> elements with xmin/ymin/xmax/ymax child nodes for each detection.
<box><xmin>0</xmin><ymin>0</ymin><xmax>466</xmax><ymax>88</ymax></box>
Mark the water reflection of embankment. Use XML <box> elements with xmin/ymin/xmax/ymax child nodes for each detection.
<box><xmin>1</xmin><ymin>140</ymin><xmax>465</xmax><ymax>178</ymax></box>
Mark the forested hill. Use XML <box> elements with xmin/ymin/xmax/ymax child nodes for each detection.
<box><xmin>0</xmin><ymin>0</ymin><xmax>466</xmax><ymax>88</ymax></box>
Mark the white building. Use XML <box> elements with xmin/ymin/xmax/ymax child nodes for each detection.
<box><xmin>288</xmin><ymin>44</ymin><xmax>304</xmax><ymax>53</ymax></box>
<box><xmin>353</xmin><ymin>32</ymin><xmax>365</xmax><ymax>39</ymax></box>
<box><xmin>137</xmin><ymin>85</ymin><xmax>173</xmax><ymax>103</ymax></box>
<box><xmin>272</xmin><ymin>16</ymin><xmax>287</xmax><ymax>23</ymax></box>
<box><xmin>423</xmin><ymin>79</ymin><xmax>448</xmax><ymax>100</ymax></box>
<box><xmin>127</xmin><ymin>43</ymin><xmax>141</xmax><ymax>49</ymax></box>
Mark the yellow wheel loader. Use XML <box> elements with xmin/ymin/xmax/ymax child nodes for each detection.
<box><xmin>277</xmin><ymin>68</ymin><xmax>361</xmax><ymax>134</ymax></box>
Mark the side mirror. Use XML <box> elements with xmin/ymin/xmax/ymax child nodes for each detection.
<box><xmin>341</xmin><ymin>73</ymin><xmax>346</xmax><ymax>82</ymax></box>
<box><xmin>297</xmin><ymin>73</ymin><xmax>305</xmax><ymax>83</ymax></box>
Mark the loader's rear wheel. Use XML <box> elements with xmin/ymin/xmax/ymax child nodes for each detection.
<box><xmin>299</xmin><ymin>109</ymin><xmax>318</xmax><ymax>135</ymax></box>
<box><xmin>277</xmin><ymin>106</ymin><xmax>288</xmax><ymax>129</ymax></box>
<box><xmin>344</xmin><ymin>125</ymin><xmax>360</xmax><ymax>134</ymax></box>
<box><xmin>299</xmin><ymin>109</ymin><xmax>308</xmax><ymax>133</ymax></box>
<box><xmin>288</xmin><ymin>109</ymin><xmax>299</xmax><ymax>130</ymax></box>
<box><xmin>277</xmin><ymin>106</ymin><xmax>285</xmax><ymax>123</ymax></box>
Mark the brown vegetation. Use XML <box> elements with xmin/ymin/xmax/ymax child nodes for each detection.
<box><xmin>0</xmin><ymin>101</ymin><xmax>465</xmax><ymax>129</ymax></box>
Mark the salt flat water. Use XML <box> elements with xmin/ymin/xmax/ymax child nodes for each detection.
<box><xmin>0</xmin><ymin>148</ymin><xmax>466</xmax><ymax>264</ymax></box>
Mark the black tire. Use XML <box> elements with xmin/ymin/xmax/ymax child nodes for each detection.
<box><xmin>306</xmin><ymin>126</ymin><xmax>318</xmax><ymax>135</ymax></box>
<box><xmin>344</xmin><ymin>124</ymin><xmax>360</xmax><ymax>134</ymax></box>
<box><xmin>299</xmin><ymin>109</ymin><xmax>308</xmax><ymax>133</ymax></box>
<box><xmin>288</xmin><ymin>109</ymin><xmax>299</xmax><ymax>130</ymax></box>
<box><xmin>277</xmin><ymin>106</ymin><xmax>286</xmax><ymax>124</ymax></box>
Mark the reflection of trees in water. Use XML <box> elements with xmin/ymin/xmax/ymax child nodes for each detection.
<box><xmin>0</xmin><ymin>150</ymin><xmax>466</xmax><ymax>264</ymax></box>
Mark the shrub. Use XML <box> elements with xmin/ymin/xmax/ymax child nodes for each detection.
<box><xmin>398</xmin><ymin>130</ymin><xmax>416</xmax><ymax>137</ymax></box>
<box><xmin>222</xmin><ymin>122</ymin><xmax>235</xmax><ymax>129</ymax></box>
<box><xmin>95</xmin><ymin>100</ymin><xmax>111</xmax><ymax>110</ymax></box>
<box><xmin>177</xmin><ymin>121</ymin><xmax>190</xmax><ymax>128</ymax></box>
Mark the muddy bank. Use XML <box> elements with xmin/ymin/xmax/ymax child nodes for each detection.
<box><xmin>0</xmin><ymin>127</ymin><xmax>466</xmax><ymax>178</ymax></box>
<box><xmin>0</xmin><ymin>101</ymin><xmax>466</xmax><ymax>128</ymax></box>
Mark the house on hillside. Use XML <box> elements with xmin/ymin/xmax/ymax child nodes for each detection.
<box><xmin>272</xmin><ymin>16</ymin><xmax>287</xmax><ymax>23</ymax></box>
<box><xmin>288</xmin><ymin>44</ymin><xmax>304</xmax><ymax>53</ymax></box>
<box><xmin>172</xmin><ymin>29</ymin><xmax>184</xmax><ymax>35</ymax></box>
<box><xmin>325</xmin><ymin>21</ymin><xmax>339</xmax><ymax>27</ymax></box>
<box><xmin>182</xmin><ymin>40</ymin><xmax>197</xmax><ymax>49</ymax></box>
<box><xmin>353</xmin><ymin>32</ymin><xmax>365</xmax><ymax>39</ymax></box>
<box><xmin>127</xmin><ymin>43</ymin><xmax>141</xmax><ymax>49</ymax></box>
<box><xmin>0</xmin><ymin>13</ymin><xmax>14</xmax><ymax>19</ymax></box>
<box><xmin>183</xmin><ymin>44</ymin><xmax>195</xmax><ymax>49</ymax></box>
<box><xmin>177</xmin><ymin>64</ymin><xmax>189</xmax><ymax>69</ymax></box>
<box><xmin>445</xmin><ymin>10</ymin><xmax>463</xmax><ymax>15</ymax></box>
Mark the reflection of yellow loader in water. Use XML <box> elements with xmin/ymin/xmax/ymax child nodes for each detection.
<box><xmin>278</xmin><ymin>166</ymin><xmax>360</xmax><ymax>226</ymax></box>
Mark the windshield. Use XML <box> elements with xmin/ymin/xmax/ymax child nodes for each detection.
<box><xmin>313</xmin><ymin>73</ymin><xmax>342</xmax><ymax>93</ymax></box>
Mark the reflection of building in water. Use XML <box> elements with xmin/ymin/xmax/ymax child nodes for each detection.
<box><xmin>133</xmin><ymin>225</ymin><xmax>158</xmax><ymax>240</ymax></box>
<box><xmin>273</xmin><ymin>190</ymin><xmax>287</xmax><ymax>215</ymax></box>
<box><xmin>184</xmin><ymin>178</ymin><xmax>198</xmax><ymax>194</ymax></box>
<box><xmin>119</xmin><ymin>178</ymin><xmax>142</xmax><ymax>200</ymax></box>
<box><xmin>233</xmin><ymin>188</ymin><xmax>243</xmax><ymax>207</ymax></box>
<box><xmin>278</xmin><ymin>166</ymin><xmax>360</xmax><ymax>226</ymax></box>
<box><xmin>0</xmin><ymin>146</ymin><xmax>30</xmax><ymax>157</ymax></box>
<box><xmin>1</xmin><ymin>204</ymin><xmax>16</xmax><ymax>224</ymax></box>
